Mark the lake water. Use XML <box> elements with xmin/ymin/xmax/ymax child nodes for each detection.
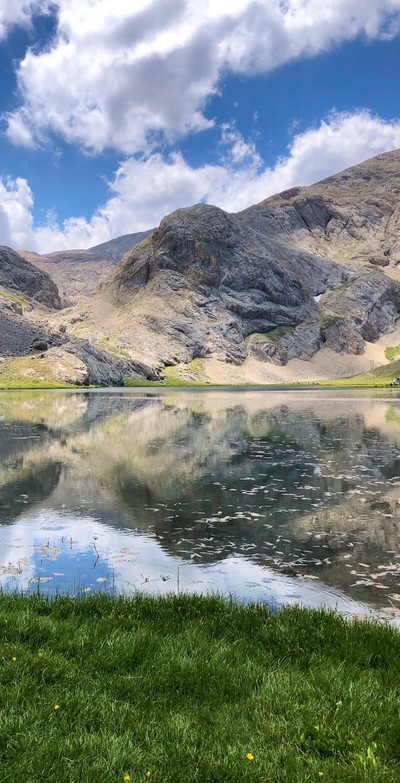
<box><xmin>1</xmin><ymin>387</ymin><xmax>400</xmax><ymax>620</ymax></box>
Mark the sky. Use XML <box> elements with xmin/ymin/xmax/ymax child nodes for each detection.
<box><xmin>0</xmin><ymin>0</ymin><xmax>400</xmax><ymax>253</ymax></box>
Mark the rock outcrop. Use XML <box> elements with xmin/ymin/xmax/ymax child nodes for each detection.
<box><xmin>106</xmin><ymin>204</ymin><xmax>348</xmax><ymax>366</ymax></box>
<box><xmin>65</xmin><ymin>340</ymin><xmax>159</xmax><ymax>386</ymax></box>
<box><xmin>0</xmin><ymin>246</ymin><xmax>61</xmax><ymax>309</ymax></box>
<box><xmin>241</xmin><ymin>148</ymin><xmax>400</xmax><ymax>279</ymax></box>
<box><xmin>0</xmin><ymin>308</ymin><xmax>60</xmax><ymax>358</ymax></box>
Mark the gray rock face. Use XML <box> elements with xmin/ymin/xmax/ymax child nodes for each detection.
<box><xmin>323</xmin><ymin>318</ymin><xmax>365</xmax><ymax>355</ymax></box>
<box><xmin>254</xmin><ymin>322</ymin><xmax>324</xmax><ymax>365</ymax></box>
<box><xmin>0</xmin><ymin>246</ymin><xmax>61</xmax><ymax>309</ymax></box>
<box><xmin>0</xmin><ymin>308</ymin><xmax>59</xmax><ymax>357</ymax></box>
<box><xmin>65</xmin><ymin>340</ymin><xmax>160</xmax><ymax>386</ymax></box>
<box><xmin>240</xmin><ymin>148</ymin><xmax>400</xmax><ymax>279</ymax></box>
<box><xmin>323</xmin><ymin>273</ymin><xmax>400</xmax><ymax>348</ymax></box>
<box><xmin>109</xmin><ymin>203</ymin><xmax>347</xmax><ymax>364</ymax></box>
<box><xmin>100</xmin><ymin>149</ymin><xmax>400</xmax><ymax>369</ymax></box>
<box><xmin>249</xmin><ymin>272</ymin><xmax>400</xmax><ymax>364</ymax></box>
<box><xmin>31</xmin><ymin>339</ymin><xmax>49</xmax><ymax>352</ymax></box>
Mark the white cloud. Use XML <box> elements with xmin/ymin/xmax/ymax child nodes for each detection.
<box><xmin>3</xmin><ymin>110</ymin><xmax>400</xmax><ymax>253</ymax></box>
<box><xmin>0</xmin><ymin>1</ymin><xmax>52</xmax><ymax>40</ymax></box>
<box><xmin>5</xmin><ymin>0</ymin><xmax>400</xmax><ymax>153</ymax></box>
<box><xmin>0</xmin><ymin>175</ymin><xmax>34</xmax><ymax>247</ymax></box>
<box><xmin>220</xmin><ymin>122</ymin><xmax>261</xmax><ymax>166</ymax></box>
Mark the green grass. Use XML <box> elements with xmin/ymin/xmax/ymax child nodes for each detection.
<box><xmin>124</xmin><ymin>377</ymin><xmax>164</xmax><ymax>387</ymax></box>
<box><xmin>71</xmin><ymin>319</ymin><xmax>95</xmax><ymax>332</ymax></box>
<box><xmin>384</xmin><ymin>345</ymin><xmax>400</xmax><ymax>362</ymax></box>
<box><xmin>98</xmin><ymin>338</ymin><xmax>130</xmax><ymax>359</ymax></box>
<box><xmin>319</xmin><ymin>359</ymin><xmax>400</xmax><ymax>388</ymax></box>
<box><xmin>0</xmin><ymin>286</ymin><xmax>31</xmax><ymax>308</ymax></box>
<box><xmin>163</xmin><ymin>358</ymin><xmax>210</xmax><ymax>385</ymax></box>
<box><xmin>0</xmin><ymin>593</ymin><xmax>399</xmax><ymax>782</ymax></box>
<box><xmin>246</xmin><ymin>326</ymin><xmax>295</xmax><ymax>345</ymax></box>
<box><xmin>0</xmin><ymin>356</ymin><xmax>77</xmax><ymax>390</ymax></box>
<box><xmin>0</xmin><ymin>379</ymin><xmax>75</xmax><ymax>390</ymax></box>
<box><xmin>123</xmin><ymin>376</ymin><xmax>194</xmax><ymax>388</ymax></box>
<box><xmin>320</xmin><ymin>314</ymin><xmax>342</xmax><ymax>330</ymax></box>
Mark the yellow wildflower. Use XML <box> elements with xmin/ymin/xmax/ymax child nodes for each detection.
<box><xmin>12</xmin><ymin>656</ymin><xmax>16</xmax><ymax>662</ymax></box>
<box><xmin>246</xmin><ymin>753</ymin><xmax>254</xmax><ymax>761</ymax></box>
<box><xmin>123</xmin><ymin>776</ymin><xmax>131</xmax><ymax>782</ymax></box>
<box><xmin>54</xmin><ymin>704</ymin><xmax>60</xmax><ymax>710</ymax></box>
<box><xmin>318</xmin><ymin>774</ymin><xmax>324</xmax><ymax>778</ymax></box>
<box><xmin>146</xmin><ymin>773</ymin><xmax>151</xmax><ymax>779</ymax></box>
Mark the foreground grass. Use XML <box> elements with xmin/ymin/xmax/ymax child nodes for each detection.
<box><xmin>0</xmin><ymin>594</ymin><xmax>399</xmax><ymax>782</ymax></box>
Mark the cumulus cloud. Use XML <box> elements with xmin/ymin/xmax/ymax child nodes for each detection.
<box><xmin>0</xmin><ymin>176</ymin><xmax>34</xmax><ymax>247</ymax></box>
<box><xmin>0</xmin><ymin>1</ymin><xmax>52</xmax><ymax>40</ymax></box>
<box><xmin>3</xmin><ymin>110</ymin><xmax>400</xmax><ymax>253</ymax></box>
<box><xmin>5</xmin><ymin>0</ymin><xmax>400</xmax><ymax>153</ymax></box>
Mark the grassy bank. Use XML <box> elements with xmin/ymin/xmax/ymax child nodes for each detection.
<box><xmin>0</xmin><ymin>356</ymin><xmax>78</xmax><ymax>390</ymax></box>
<box><xmin>0</xmin><ymin>594</ymin><xmax>399</xmax><ymax>782</ymax></box>
<box><xmin>318</xmin><ymin>359</ymin><xmax>400</xmax><ymax>388</ymax></box>
<box><xmin>125</xmin><ymin>357</ymin><xmax>400</xmax><ymax>389</ymax></box>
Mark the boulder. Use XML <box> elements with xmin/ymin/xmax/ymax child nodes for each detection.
<box><xmin>31</xmin><ymin>339</ymin><xmax>49</xmax><ymax>352</ymax></box>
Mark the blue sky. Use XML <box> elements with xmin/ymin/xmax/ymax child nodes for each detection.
<box><xmin>0</xmin><ymin>1</ymin><xmax>400</xmax><ymax>252</ymax></box>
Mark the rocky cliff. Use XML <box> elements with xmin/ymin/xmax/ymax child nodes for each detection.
<box><xmin>98</xmin><ymin>149</ymin><xmax>400</xmax><ymax>370</ymax></box>
<box><xmin>250</xmin><ymin>148</ymin><xmax>400</xmax><ymax>276</ymax></box>
<box><xmin>0</xmin><ymin>245</ymin><xmax>62</xmax><ymax>361</ymax></box>
<box><xmin>106</xmin><ymin>204</ymin><xmax>348</xmax><ymax>365</ymax></box>
<box><xmin>0</xmin><ymin>245</ymin><xmax>61</xmax><ymax>309</ymax></box>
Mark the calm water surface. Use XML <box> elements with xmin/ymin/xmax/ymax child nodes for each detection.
<box><xmin>1</xmin><ymin>387</ymin><xmax>400</xmax><ymax>620</ymax></box>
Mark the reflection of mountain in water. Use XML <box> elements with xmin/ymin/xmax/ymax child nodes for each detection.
<box><xmin>1</xmin><ymin>390</ymin><xmax>400</xmax><ymax>606</ymax></box>
<box><xmin>0</xmin><ymin>461</ymin><xmax>62</xmax><ymax>523</ymax></box>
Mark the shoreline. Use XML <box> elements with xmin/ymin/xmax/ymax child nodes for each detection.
<box><xmin>0</xmin><ymin>380</ymin><xmax>396</xmax><ymax>391</ymax></box>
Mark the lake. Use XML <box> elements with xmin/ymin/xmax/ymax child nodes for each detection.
<box><xmin>1</xmin><ymin>387</ymin><xmax>400</xmax><ymax>620</ymax></box>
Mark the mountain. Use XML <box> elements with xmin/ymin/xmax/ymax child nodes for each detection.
<box><xmin>0</xmin><ymin>245</ymin><xmax>158</xmax><ymax>386</ymax></box>
<box><xmin>66</xmin><ymin>148</ymin><xmax>399</xmax><ymax>380</ymax></box>
<box><xmin>20</xmin><ymin>229</ymin><xmax>153</xmax><ymax>300</ymax></box>
<box><xmin>3</xmin><ymin>149</ymin><xmax>400</xmax><ymax>386</ymax></box>
<box><xmin>0</xmin><ymin>245</ymin><xmax>61</xmax><ymax>359</ymax></box>
<box><xmin>244</xmin><ymin>147</ymin><xmax>400</xmax><ymax>277</ymax></box>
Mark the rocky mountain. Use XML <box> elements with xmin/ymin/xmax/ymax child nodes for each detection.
<box><xmin>255</xmin><ymin>148</ymin><xmax>400</xmax><ymax>276</ymax></box>
<box><xmin>105</xmin><ymin>204</ymin><xmax>348</xmax><ymax>366</ymax></box>
<box><xmin>0</xmin><ymin>245</ymin><xmax>158</xmax><ymax>385</ymax></box>
<box><xmin>20</xmin><ymin>229</ymin><xmax>153</xmax><ymax>300</ymax></box>
<box><xmin>80</xmin><ymin>149</ymin><xmax>399</xmax><ymax>375</ymax></box>
<box><xmin>3</xmin><ymin>149</ymin><xmax>400</xmax><ymax>386</ymax></box>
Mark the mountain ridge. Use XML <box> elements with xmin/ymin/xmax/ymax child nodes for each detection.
<box><xmin>2</xmin><ymin>148</ymin><xmax>400</xmax><ymax>386</ymax></box>
<box><xmin>20</xmin><ymin>229</ymin><xmax>153</xmax><ymax>300</ymax></box>
<box><xmin>89</xmin><ymin>148</ymin><xmax>400</xmax><ymax>374</ymax></box>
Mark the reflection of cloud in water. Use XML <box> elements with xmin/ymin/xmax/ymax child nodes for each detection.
<box><xmin>0</xmin><ymin>510</ymin><xmax>377</xmax><ymax>620</ymax></box>
<box><xmin>1</xmin><ymin>389</ymin><xmax>400</xmax><ymax>616</ymax></box>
